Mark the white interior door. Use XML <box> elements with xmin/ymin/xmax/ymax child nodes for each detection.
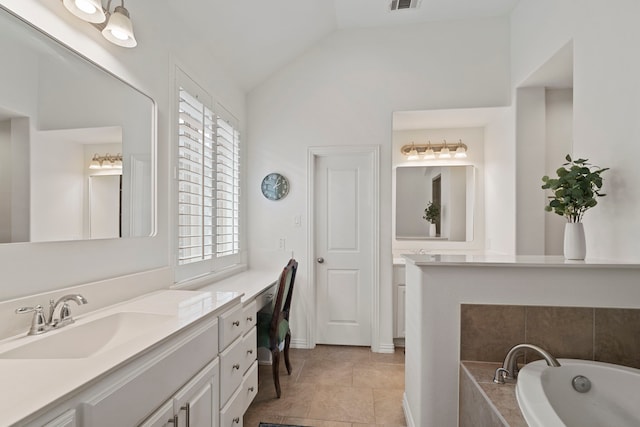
<box><xmin>314</xmin><ymin>151</ymin><xmax>373</xmax><ymax>346</ymax></box>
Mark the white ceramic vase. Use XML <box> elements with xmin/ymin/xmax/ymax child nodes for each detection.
<box><xmin>429</xmin><ymin>222</ymin><xmax>436</xmax><ymax>237</ymax></box>
<box><xmin>564</xmin><ymin>222</ymin><xmax>586</xmax><ymax>260</ymax></box>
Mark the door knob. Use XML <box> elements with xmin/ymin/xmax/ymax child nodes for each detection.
<box><xmin>317</xmin><ymin>257</ymin><xmax>324</xmax><ymax>263</ymax></box>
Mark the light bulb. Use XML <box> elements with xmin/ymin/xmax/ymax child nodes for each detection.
<box><xmin>75</xmin><ymin>0</ymin><xmax>96</xmax><ymax>14</ymax></box>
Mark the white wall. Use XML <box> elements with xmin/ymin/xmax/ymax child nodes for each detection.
<box><xmin>512</xmin><ymin>0</ymin><xmax>640</xmax><ymax>261</ymax></box>
<box><xmin>0</xmin><ymin>0</ymin><xmax>246</xmax><ymax>300</ymax></box>
<box><xmin>247</xmin><ymin>17</ymin><xmax>511</xmax><ymax>349</ymax></box>
<box><xmin>544</xmin><ymin>89</ymin><xmax>573</xmax><ymax>255</ymax></box>
<box><xmin>483</xmin><ymin>107</ymin><xmax>516</xmax><ymax>254</ymax></box>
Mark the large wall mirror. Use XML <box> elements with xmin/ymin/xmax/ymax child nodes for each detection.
<box><xmin>0</xmin><ymin>6</ymin><xmax>155</xmax><ymax>243</ymax></box>
<box><xmin>395</xmin><ymin>165</ymin><xmax>474</xmax><ymax>241</ymax></box>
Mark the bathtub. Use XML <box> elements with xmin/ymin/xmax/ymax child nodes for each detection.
<box><xmin>516</xmin><ymin>359</ymin><xmax>640</xmax><ymax>427</ymax></box>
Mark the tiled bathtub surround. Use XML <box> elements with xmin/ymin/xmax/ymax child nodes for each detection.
<box><xmin>459</xmin><ymin>361</ymin><xmax>527</xmax><ymax>427</ymax></box>
<box><xmin>460</xmin><ymin>304</ymin><xmax>640</xmax><ymax>369</ymax></box>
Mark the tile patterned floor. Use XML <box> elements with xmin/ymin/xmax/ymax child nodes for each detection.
<box><xmin>243</xmin><ymin>345</ymin><xmax>406</xmax><ymax>427</ymax></box>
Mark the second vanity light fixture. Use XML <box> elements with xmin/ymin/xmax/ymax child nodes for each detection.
<box><xmin>62</xmin><ymin>0</ymin><xmax>137</xmax><ymax>48</ymax></box>
<box><xmin>89</xmin><ymin>153</ymin><xmax>123</xmax><ymax>169</ymax></box>
<box><xmin>401</xmin><ymin>139</ymin><xmax>468</xmax><ymax>160</ymax></box>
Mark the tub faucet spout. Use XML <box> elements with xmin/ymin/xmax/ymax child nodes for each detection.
<box><xmin>493</xmin><ymin>343</ymin><xmax>560</xmax><ymax>384</ymax></box>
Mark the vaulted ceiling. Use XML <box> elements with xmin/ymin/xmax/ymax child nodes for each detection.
<box><xmin>171</xmin><ymin>0</ymin><xmax>520</xmax><ymax>91</ymax></box>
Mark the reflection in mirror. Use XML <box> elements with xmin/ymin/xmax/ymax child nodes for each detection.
<box><xmin>0</xmin><ymin>6</ymin><xmax>155</xmax><ymax>243</ymax></box>
<box><xmin>89</xmin><ymin>175</ymin><xmax>122</xmax><ymax>239</ymax></box>
<box><xmin>396</xmin><ymin>165</ymin><xmax>474</xmax><ymax>241</ymax></box>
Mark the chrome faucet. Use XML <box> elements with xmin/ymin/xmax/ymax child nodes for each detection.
<box><xmin>15</xmin><ymin>305</ymin><xmax>50</xmax><ymax>335</ymax></box>
<box><xmin>15</xmin><ymin>294</ymin><xmax>88</xmax><ymax>336</ymax></box>
<box><xmin>493</xmin><ymin>343</ymin><xmax>561</xmax><ymax>384</ymax></box>
<box><xmin>49</xmin><ymin>294</ymin><xmax>88</xmax><ymax>328</ymax></box>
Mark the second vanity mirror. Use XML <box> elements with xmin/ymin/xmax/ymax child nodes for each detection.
<box><xmin>0</xmin><ymin>6</ymin><xmax>155</xmax><ymax>243</ymax></box>
<box><xmin>395</xmin><ymin>165</ymin><xmax>474</xmax><ymax>241</ymax></box>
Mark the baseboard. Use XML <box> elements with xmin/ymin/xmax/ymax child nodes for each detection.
<box><xmin>290</xmin><ymin>338</ymin><xmax>309</xmax><ymax>349</ymax></box>
<box><xmin>377</xmin><ymin>342</ymin><xmax>396</xmax><ymax>354</ymax></box>
<box><xmin>403</xmin><ymin>392</ymin><xmax>415</xmax><ymax>427</ymax></box>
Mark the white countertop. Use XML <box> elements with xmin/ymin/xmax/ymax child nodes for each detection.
<box><xmin>403</xmin><ymin>253</ymin><xmax>640</xmax><ymax>268</ymax></box>
<box><xmin>0</xmin><ymin>289</ymin><xmax>240</xmax><ymax>426</ymax></box>
<box><xmin>197</xmin><ymin>268</ymin><xmax>281</xmax><ymax>304</ymax></box>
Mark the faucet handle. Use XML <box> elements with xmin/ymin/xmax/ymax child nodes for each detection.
<box><xmin>15</xmin><ymin>305</ymin><xmax>50</xmax><ymax>335</ymax></box>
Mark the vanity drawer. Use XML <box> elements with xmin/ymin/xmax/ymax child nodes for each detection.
<box><xmin>241</xmin><ymin>326</ymin><xmax>257</xmax><ymax>374</ymax></box>
<box><xmin>220</xmin><ymin>384</ymin><xmax>244</xmax><ymax>427</ymax></box>
<box><xmin>219</xmin><ymin>304</ymin><xmax>244</xmax><ymax>350</ymax></box>
<box><xmin>242</xmin><ymin>361</ymin><xmax>258</xmax><ymax>413</ymax></box>
<box><xmin>219</xmin><ymin>336</ymin><xmax>245</xmax><ymax>406</ymax></box>
<box><xmin>242</xmin><ymin>300</ymin><xmax>257</xmax><ymax>333</ymax></box>
<box><xmin>255</xmin><ymin>283</ymin><xmax>277</xmax><ymax>311</ymax></box>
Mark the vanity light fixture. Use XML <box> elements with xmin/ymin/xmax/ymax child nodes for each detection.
<box><xmin>62</xmin><ymin>0</ymin><xmax>137</xmax><ymax>48</ymax></box>
<box><xmin>401</xmin><ymin>140</ymin><xmax>468</xmax><ymax>161</ymax></box>
<box><xmin>89</xmin><ymin>153</ymin><xmax>123</xmax><ymax>169</ymax></box>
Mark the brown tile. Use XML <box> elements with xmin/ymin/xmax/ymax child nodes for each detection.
<box><xmin>460</xmin><ymin>304</ymin><xmax>526</xmax><ymax>362</ymax></box>
<box><xmin>479</xmin><ymin>383</ymin><xmax>527</xmax><ymax>427</ymax></box>
<box><xmin>307</xmin><ymin>345</ymin><xmax>372</xmax><ymax>363</ymax></box>
<box><xmin>352</xmin><ymin>363</ymin><xmax>404</xmax><ymax>389</ymax></box>
<box><xmin>595</xmin><ymin>308</ymin><xmax>640</xmax><ymax>368</ymax></box>
<box><xmin>460</xmin><ymin>361</ymin><xmax>502</xmax><ymax>384</ymax></box>
<box><xmin>370</xmin><ymin>349</ymin><xmax>405</xmax><ymax>365</ymax></box>
<box><xmin>249</xmin><ymin>381</ymin><xmax>315</xmax><ymax>418</ymax></box>
<box><xmin>296</xmin><ymin>357</ymin><xmax>354</xmax><ymax>386</ymax></box>
<box><xmin>373</xmin><ymin>388</ymin><xmax>407</xmax><ymax>426</ymax></box>
<box><xmin>459</xmin><ymin>366</ymin><xmax>507</xmax><ymax>427</ymax></box>
<box><xmin>525</xmin><ymin>306</ymin><xmax>593</xmax><ymax>361</ymax></box>
<box><xmin>307</xmin><ymin>385</ymin><xmax>375</xmax><ymax>424</ymax></box>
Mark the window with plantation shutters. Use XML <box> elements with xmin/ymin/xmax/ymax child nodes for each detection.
<box><xmin>176</xmin><ymin>76</ymin><xmax>240</xmax><ymax>276</ymax></box>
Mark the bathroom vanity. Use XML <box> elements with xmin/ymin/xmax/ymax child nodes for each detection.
<box><xmin>0</xmin><ymin>268</ymin><xmax>279</xmax><ymax>427</ymax></box>
<box><xmin>402</xmin><ymin>254</ymin><xmax>640</xmax><ymax>427</ymax></box>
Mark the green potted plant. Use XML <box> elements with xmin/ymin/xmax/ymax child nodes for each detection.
<box><xmin>423</xmin><ymin>201</ymin><xmax>440</xmax><ymax>237</ymax></box>
<box><xmin>541</xmin><ymin>154</ymin><xmax>608</xmax><ymax>259</ymax></box>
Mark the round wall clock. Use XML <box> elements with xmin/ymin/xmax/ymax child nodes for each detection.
<box><xmin>261</xmin><ymin>173</ymin><xmax>290</xmax><ymax>200</ymax></box>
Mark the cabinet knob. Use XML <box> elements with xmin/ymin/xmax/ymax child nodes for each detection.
<box><xmin>233</xmin><ymin>417</ymin><xmax>240</xmax><ymax>424</ymax></box>
<box><xmin>248</xmin><ymin>386</ymin><xmax>255</xmax><ymax>392</ymax></box>
<box><xmin>247</xmin><ymin>316</ymin><xmax>253</xmax><ymax>322</ymax></box>
<box><xmin>247</xmin><ymin>349</ymin><xmax>253</xmax><ymax>355</ymax></box>
<box><xmin>233</xmin><ymin>363</ymin><xmax>241</xmax><ymax>370</ymax></box>
<box><xmin>232</xmin><ymin>320</ymin><xmax>240</xmax><ymax>326</ymax></box>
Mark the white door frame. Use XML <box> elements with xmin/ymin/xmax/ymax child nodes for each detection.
<box><xmin>307</xmin><ymin>145</ymin><xmax>380</xmax><ymax>352</ymax></box>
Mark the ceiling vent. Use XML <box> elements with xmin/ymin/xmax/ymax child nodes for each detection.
<box><xmin>389</xmin><ymin>0</ymin><xmax>421</xmax><ymax>11</ymax></box>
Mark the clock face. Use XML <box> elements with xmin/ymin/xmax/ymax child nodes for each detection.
<box><xmin>261</xmin><ymin>173</ymin><xmax>290</xmax><ymax>201</ymax></box>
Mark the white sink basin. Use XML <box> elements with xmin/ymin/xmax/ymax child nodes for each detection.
<box><xmin>0</xmin><ymin>312</ymin><xmax>172</xmax><ymax>359</ymax></box>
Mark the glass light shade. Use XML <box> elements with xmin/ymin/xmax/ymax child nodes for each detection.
<box><xmin>439</xmin><ymin>147</ymin><xmax>451</xmax><ymax>159</ymax></box>
<box><xmin>89</xmin><ymin>155</ymin><xmax>101</xmax><ymax>169</ymax></box>
<box><xmin>454</xmin><ymin>146</ymin><xmax>467</xmax><ymax>158</ymax></box>
<box><xmin>407</xmin><ymin>148</ymin><xmax>419</xmax><ymax>160</ymax></box>
<box><xmin>101</xmin><ymin>6</ymin><xmax>137</xmax><ymax>48</ymax></box>
<box><xmin>63</xmin><ymin>0</ymin><xmax>106</xmax><ymax>23</ymax></box>
<box><xmin>423</xmin><ymin>147</ymin><xmax>436</xmax><ymax>159</ymax></box>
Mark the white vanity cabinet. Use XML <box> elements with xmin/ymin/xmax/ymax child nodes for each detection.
<box><xmin>392</xmin><ymin>264</ymin><xmax>406</xmax><ymax>338</ymax></box>
<box><xmin>21</xmin><ymin>300</ymin><xmax>231</xmax><ymax>427</ymax></box>
<box><xmin>140</xmin><ymin>358</ymin><xmax>219</xmax><ymax>427</ymax></box>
